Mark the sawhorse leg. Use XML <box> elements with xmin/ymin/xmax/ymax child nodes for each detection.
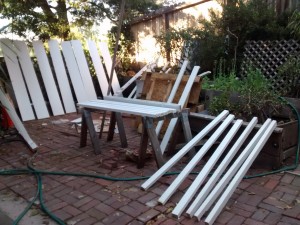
<box><xmin>80</xmin><ymin>109</ymin><xmax>101</xmax><ymax>154</ymax></box>
<box><xmin>107</xmin><ymin>112</ymin><xmax>128</xmax><ymax>148</ymax></box>
<box><xmin>138</xmin><ymin>117</ymin><xmax>165</xmax><ymax>168</ymax></box>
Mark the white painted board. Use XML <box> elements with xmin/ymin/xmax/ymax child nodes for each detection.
<box><xmin>32</xmin><ymin>40</ymin><xmax>65</xmax><ymax>116</ymax></box>
<box><xmin>14</xmin><ymin>40</ymin><xmax>49</xmax><ymax>119</ymax></box>
<box><xmin>70</xmin><ymin>40</ymin><xmax>97</xmax><ymax>100</ymax></box>
<box><xmin>48</xmin><ymin>40</ymin><xmax>76</xmax><ymax>113</ymax></box>
<box><xmin>0</xmin><ymin>39</ymin><xmax>35</xmax><ymax>121</ymax></box>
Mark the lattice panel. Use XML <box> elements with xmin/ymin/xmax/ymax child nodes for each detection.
<box><xmin>241</xmin><ymin>40</ymin><xmax>300</xmax><ymax>93</ymax></box>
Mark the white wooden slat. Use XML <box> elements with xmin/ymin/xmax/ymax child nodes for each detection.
<box><xmin>14</xmin><ymin>40</ymin><xmax>49</xmax><ymax>119</ymax></box>
<box><xmin>77</xmin><ymin>100</ymin><xmax>178</xmax><ymax>117</ymax></box>
<box><xmin>172</xmin><ymin>119</ymin><xmax>243</xmax><ymax>218</ymax></box>
<box><xmin>98</xmin><ymin>42</ymin><xmax>121</xmax><ymax>95</ymax></box>
<box><xmin>48</xmin><ymin>40</ymin><xmax>76</xmax><ymax>113</ymax></box>
<box><xmin>32</xmin><ymin>41</ymin><xmax>65</xmax><ymax>116</ymax></box>
<box><xmin>61</xmin><ymin>41</ymin><xmax>90</xmax><ymax>102</ymax></box>
<box><xmin>104</xmin><ymin>96</ymin><xmax>181</xmax><ymax>110</ymax></box>
<box><xmin>70</xmin><ymin>40</ymin><xmax>97</xmax><ymax>100</ymax></box>
<box><xmin>87</xmin><ymin>40</ymin><xmax>110</xmax><ymax>96</ymax></box>
<box><xmin>0</xmin><ymin>39</ymin><xmax>35</xmax><ymax>121</ymax></box>
<box><xmin>186</xmin><ymin>117</ymin><xmax>258</xmax><ymax>217</ymax></box>
<box><xmin>158</xmin><ymin>114</ymin><xmax>235</xmax><ymax>205</ymax></box>
<box><xmin>115</xmin><ymin>63</ymin><xmax>152</xmax><ymax>96</ymax></box>
<box><xmin>160</xmin><ymin>66</ymin><xmax>200</xmax><ymax>153</ymax></box>
<box><xmin>0</xmin><ymin>88</ymin><xmax>37</xmax><ymax>148</ymax></box>
<box><xmin>205</xmin><ymin>120</ymin><xmax>277</xmax><ymax>225</ymax></box>
<box><xmin>155</xmin><ymin>60</ymin><xmax>188</xmax><ymax>135</ymax></box>
<box><xmin>141</xmin><ymin>110</ymin><xmax>229</xmax><ymax>191</ymax></box>
<box><xmin>194</xmin><ymin>119</ymin><xmax>272</xmax><ymax>220</ymax></box>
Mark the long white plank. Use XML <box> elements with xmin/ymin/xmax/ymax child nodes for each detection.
<box><xmin>155</xmin><ymin>60</ymin><xmax>188</xmax><ymax>135</ymax></box>
<box><xmin>98</xmin><ymin>42</ymin><xmax>121</xmax><ymax>95</ymax></box>
<box><xmin>87</xmin><ymin>40</ymin><xmax>110</xmax><ymax>96</ymax></box>
<box><xmin>172</xmin><ymin>119</ymin><xmax>243</xmax><ymax>217</ymax></box>
<box><xmin>194</xmin><ymin>119</ymin><xmax>272</xmax><ymax>220</ymax></box>
<box><xmin>77</xmin><ymin>100</ymin><xmax>178</xmax><ymax>117</ymax></box>
<box><xmin>32</xmin><ymin>40</ymin><xmax>65</xmax><ymax>116</ymax></box>
<box><xmin>0</xmin><ymin>88</ymin><xmax>37</xmax><ymax>149</ymax></box>
<box><xmin>14</xmin><ymin>41</ymin><xmax>49</xmax><ymax>119</ymax></box>
<box><xmin>48</xmin><ymin>40</ymin><xmax>76</xmax><ymax>113</ymax></box>
<box><xmin>71</xmin><ymin>40</ymin><xmax>97</xmax><ymax>100</ymax></box>
<box><xmin>158</xmin><ymin>114</ymin><xmax>235</xmax><ymax>205</ymax></box>
<box><xmin>61</xmin><ymin>41</ymin><xmax>90</xmax><ymax>102</ymax></box>
<box><xmin>140</xmin><ymin>110</ymin><xmax>229</xmax><ymax>191</ymax></box>
<box><xmin>186</xmin><ymin>117</ymin><xmax>258</xmax><ymax>217</ymax></box>
<box><xmin>160</xmin><ymin>65</ymin><xmax>200</xmax><ymax>153</ymax></box>
<box><xmin>0</xmin><ymin>39</ymin><xmax>35</xmax><ymax>121</ymax></box>
<box><xmin>205</xmin><ymin>120</ymin><xmax>277</xmax><ymax>225</ymax></box>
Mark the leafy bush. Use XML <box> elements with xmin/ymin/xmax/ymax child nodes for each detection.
<box><xmin>207</xmin><ymin>67</ymin><xmax>283</xmax><ymax>123</ymax></box>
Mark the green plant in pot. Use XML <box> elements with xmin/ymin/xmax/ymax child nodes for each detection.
<box><xmin>205</xmin><ymin>67</ymin><xmax>284</xmax><ymax>123</ymax></box>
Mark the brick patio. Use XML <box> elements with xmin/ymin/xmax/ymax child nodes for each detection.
<box><xmin>0</xmin><ymin>112</ymin><xmax>300</xmax><ymax>225</ymax></box>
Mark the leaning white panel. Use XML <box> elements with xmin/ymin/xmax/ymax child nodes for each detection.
<box><xmin>71</xmin><ymin>40</ymin><xmax>97</xmax><ymax>100</ymax></box>
<box><xmin>14</xmin><ymin>40</ymin><xmax>49</xmax><ymax>119</ymax></box>
<box><xmin>98</xmin><ymin>42</ymin><xmax>121</xmax><ymax>95</ymax></box>
<box><xmin>61</xmin><ymin>41</ymin><xmax>89</xmax><ymax>102</ymax></box>
<box><xmin>194</xmin><ymin>119</ymin><xmax>272</xmax><ymax>220</ymax></box>
<box><xmin>32</xmin><ymin>40</ymin><xmax>65</xmax><ymax>116</ymax></box>
<box><xmin>205</xmin><ymin>120</ymin><xmax>277</xmax><ymax>225</ymax></box>
<box><xmin>0</xmin><ymin>39</ymin><xmax>35</xmax><ymax>121</ymax></box>
<box><xmin>158</xmin><ymin>114</ymin><xmax>235</xmax><ymax>205</ymax></box>
<box><xmin>186</xmin><ymin>117</ymin><xmax>258</xmax><ymax>217</ymax></box>
<box><xmin>48</xmin><ymin>40</ymin><xmax>76</xmax><ymax>113</ymax></box>
<box><xmin>87</xmin><ymin>40</ymin><xmax>110</xmax><ymax>96</ymax></box>
<box><xmin>172</xmin><ymin>119</ymin><xmax>243</xmax><ymax>218</ymax></box>
<box><xmin>140</xmin><ymin>110</ymin><xmax>229</xmax><ymax>191</ymax></box>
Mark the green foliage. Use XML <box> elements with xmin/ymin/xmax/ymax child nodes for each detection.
<box><xmin>277</xmin><ymin>55</ymin><xmax>300</xmax><ymax>98</ymax></box>
<box><xmin>155</xmin><ymin>0</ymin><xmax>293</xmax><ymax>73</ymax></box>
<box><xmin>0</xmin><ymin>0</ymin><xmax>160</xmax><ymax>40</ymax></box>
<box><xmin>287</xmin><ymin>10</ymin><xmax>300</xmax><ymax>39</ymax></box>
<box><xmin>208</xmin><ymin>67</ymin><xmax>283</xmax><ymax>123</ymax></box>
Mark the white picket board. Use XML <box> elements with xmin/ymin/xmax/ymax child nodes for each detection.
<box><xmin>155</xmin><ymin>60</ymin><xmax>188</xmax><ymax>135</ymax></box>
<box><xmin>158</xmin><ymin>114</ymin><xmax>235</xmax><ymax>205</ymax></box>
<box><xmin>186</xmin><ymin>117</ymin><xmax>258</xmax><ymax>217</ymax></box>
<box><xmin>194</xmin><ymin>119</ymin><xmax>272</xmax><ymax>220</ymax></box>
<box><xmin>87</xmin><ymin>40</ymin><xmax>110</xmax><ymax>96</ymax></box>
<box><xmin>14</xmin><ymin>40</ymin><xmax>49</xmax><ymax>119</ymax></box>
<box><xmin>32</xmin><ymin>40</ymin><xmax>65</xmax><ymax>116</ymax></box>
<box><xmin>160</xmin><ymin>66</ymin><xmax>200</xmax><ymax>153</ymax></box>
<box><xmin>70</xmin><ymin>40</ymin><xmax>97</xmax><ymax>100</ymax></box>
<box><xmin>172</xmin><ymin>119</ymin><xmax>243</xmax><ymax>217</ymax></box>
<box><xmin>61</xmin><ymin>41</ymin><xmax>89</xmax><ymax>102</ymax></box>
<box><xmin>0</xmin><ymin>88</ymin><xmax>37</xmax><ymax>149</ymax></box>
<box><xmin>205</xmin><ymin>120</ymin><xmax>277</xmax><ymax>225</ymax></box>
<box><xmin>141</xmin><ymin>110</ymin><xmax>229</xmax><ymax>191</ymax></box>
<box><xmin>98</xmin><ymin>42</ymin><xmax>121</xmax><ymax>96</ymax></box>
<box><xmin>48</xmin><ymin>40</ymin><xmax>76</xmax><ymax>113</ymax></box>
<box><xmin>0</xmin><ymin>39</ymin><xmax>35</xmax><ymax>121</ymax></box>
